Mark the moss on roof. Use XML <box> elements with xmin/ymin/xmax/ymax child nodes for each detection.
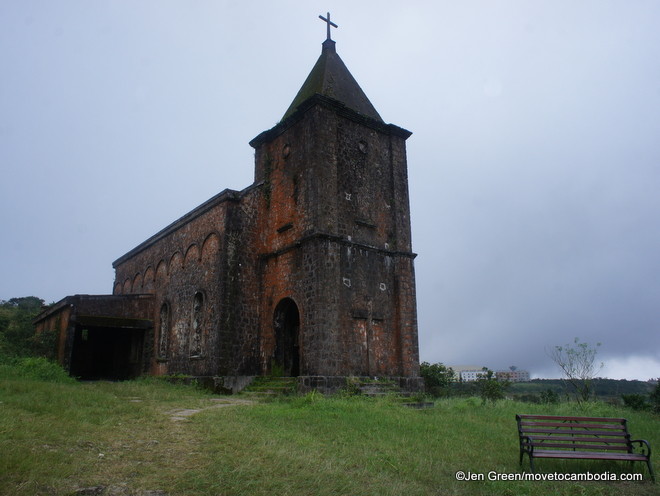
<box><xmin>282</xmin><ymin>39</ymin><xmax>383</xmax><ymax>122</ymax></box>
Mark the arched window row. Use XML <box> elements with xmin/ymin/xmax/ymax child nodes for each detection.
<box><xmin>114</xmin><ymin>232</ymin><xmax>221</xmax><ymax>294</ymax></box>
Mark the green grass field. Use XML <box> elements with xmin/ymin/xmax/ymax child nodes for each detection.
<box><xmin>1</xmin><ymin>363</ymin><xmax>658</xmax><ymax>496</ymax></box>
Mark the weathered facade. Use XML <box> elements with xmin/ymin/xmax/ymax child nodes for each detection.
<box><xmin>35</xmin><ymin>33</ymin><xmax>421</xmax><ymax>391</ymax></box>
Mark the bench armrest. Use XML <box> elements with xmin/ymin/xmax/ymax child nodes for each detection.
<box><xmin>630</xmin><ymin>439</ymin><xmax>652</xmax><ymax>458</ymax></box>
<box><xmin>519</xmin><ymin>435</ymin><xmax>535</xmax><ymax>453</ymax></box>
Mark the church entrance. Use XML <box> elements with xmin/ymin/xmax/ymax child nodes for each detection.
<box><xmin>273</xmin><ymin>298</ymin><xmax>300</xmax><ymax>376</ymax></box>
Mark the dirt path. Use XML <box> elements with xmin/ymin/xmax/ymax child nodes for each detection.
<box><xmin>165</xmin><ymin>397</ymin><xmax>255</xmax><ymax>421</ymax></box>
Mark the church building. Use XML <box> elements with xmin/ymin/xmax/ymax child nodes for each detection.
<box><xmin>35</xmin><ymin>16</ymin><xmax>422</xmax><ymax>393</ymax></box>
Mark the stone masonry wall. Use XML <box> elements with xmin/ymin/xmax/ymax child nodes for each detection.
<box><xmin>251</xmin><ymin>101</ymin><xmax>420</xmax><ymax>378</ymax></box>
<box><xmin>112</xmin><ymin>193</ymin><xmax>235</xmax><ymax>376</ymax></box>
<box><xmin>103</xmin><ymin>96</ymin><xmax>420</xmax><ymax>381</ymax></box>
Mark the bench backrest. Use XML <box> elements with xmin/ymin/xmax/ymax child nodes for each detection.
<box><xmin>516</xmin><ymin>414</ymin><xmax>632</xmax><ymax>452</ymax></box>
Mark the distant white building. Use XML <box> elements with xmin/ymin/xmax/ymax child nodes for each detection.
<box><xmin>449</xmin><ymin>366</ymin><xmax>531</xmax><ymax>382</ymax></box>
<box><xmin>496</xmin><ymin>370</ymin><xmax>530</xmax><ymax>382</ymax></box>
<box><xmin>460</xmin><ymin>370</ymin><xmax>483</xmax><ymax>382</ymax></box>
<box><xmin>450</xmin><ymin>365</ymin><xmax>487</xmax><ymax>382</ymax></box>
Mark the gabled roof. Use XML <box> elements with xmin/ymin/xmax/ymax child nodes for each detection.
<box><xmin>282</xmin><ymin>39</ymin><xmax>383</xmax><ymax>123</ymax></box>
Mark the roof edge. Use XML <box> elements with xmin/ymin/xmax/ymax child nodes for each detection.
<box><xmin>112</xmin><ymin>185</ymin><xmax>252</xmax><ymax>268</ymax></box>
<box><xmin>250</xmin><ymin>94</ymin><xmax>411</xmax><ymax>149</ymax></box>
<box><xmin>34</xmin><ymin>294</ymin><xmax>155</xmax><ymax>324</ymax></box>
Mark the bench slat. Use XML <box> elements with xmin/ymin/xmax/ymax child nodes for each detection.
<box><xmin>526</xmin><ymin>442</ymin><xmax>631</xmax><ymax>451</ymax></box>
<box><xmin>533</xmin><ymin>450</ymin><xmax>648</xmax><ymax>462</ymax></box>
<box><xmin>520</xmin><ymin>421</ymin><xmax>625</xmax><ymax>430</ymax></box>
<box><xmin>525</xmin><ymin>435</ymin><xmax>629</xmax><ymax>444</ymax></box>
<box><xmin>517</xmin><ymin>415</ymin><xmax>626</xmax><ymax>423</ymax></box>
<box><xmin>522</xmin><ymin>428</ymin><xmax>628</xmax><ymax>437</ymax></box>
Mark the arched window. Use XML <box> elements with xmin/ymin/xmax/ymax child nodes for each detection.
<box><xmin>158</xmin><ymin>302</ymin><xmax>170</xmax><ymax>359</ymax></box>
<box><xmin>190</xmin><ymin>292</ymin><xmax>204</xmax><ymax>357</ymax></box>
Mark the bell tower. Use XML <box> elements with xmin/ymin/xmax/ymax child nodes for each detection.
<box><xmin>250</xmin><ymin>14</ymin><xmax>420</xmax><ymax>388</ymax></box>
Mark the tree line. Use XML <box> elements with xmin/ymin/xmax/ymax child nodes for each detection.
<box><xmin>420</xmin><ymin>337</ymin><xmax>659</xmax><ymax>412</ymax></box>
<box><xmin>0</xmin><ymin>296</ymin><xmax>56</xmax><ymax>359</ymax></box>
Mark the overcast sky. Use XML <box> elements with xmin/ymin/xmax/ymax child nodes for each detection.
<box><xmin>1</xmin><ymin>1</ymin><xmax>659</xmax><ymax>381</ymax></box>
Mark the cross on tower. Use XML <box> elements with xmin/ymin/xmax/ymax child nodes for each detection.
<box><xmin>319</xmin><ymin>12</ymin><xmax>338</xmax><ymax>41</ymax></box>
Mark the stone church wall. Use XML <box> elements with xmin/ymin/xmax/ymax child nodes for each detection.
<box><xmin>112</xmin><ymin>190</ymin><xmax>238</xmax><ymax>376</ymax></box>
<box><xmin>217</xmin><ymin>185</ymin><xmax>263</xmax><ymax>376</ymax></box>
<box><xmin>37</xmin><ymin>38</ymin><xmax>422</xmax><ymax>388</ymax></box>
<box><xmin>249</xmin><ymin>101</ymin><xmax>420</xmax><ymax>379</ymax></box>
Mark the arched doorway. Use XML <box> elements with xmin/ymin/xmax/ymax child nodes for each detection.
<box><xmin>273</xmin><ymin>298</ymin><xmax>300</xmax><ymax>376</ymax></box>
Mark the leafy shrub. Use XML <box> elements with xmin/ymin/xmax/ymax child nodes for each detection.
<box><xmin>621</xmin><ymin>393</ymin><xmax>650</xmax><ymax>411</ymax></box>
<box><xmin>539</xmin><ymin>388</ymin><xmax>560</xmax><ymax>404</ymax></box>
<box><xmin>0</xmin><ymin>356</ymin><xmax>74</xmax><ymax>383</ymax></box>
<box><xmin>476</xmin><ymin>368</ymin><xmax>509</xmax><ymax>404</ymax></box>
<box><xmin>419</xmin><ymin>361</ymin><xmax>454</xmax><ymax>397</ymax></box>
<box><xmin>650</xmin><ymin>382</ymin><xmax>660</xmax><ymax>414</ymax></box>
<box><xmin>29</xmin><ymin>329</ymin><xmax>58</xmax><ymax>360</ymax></box>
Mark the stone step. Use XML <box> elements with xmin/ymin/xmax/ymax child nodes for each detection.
<box><xmin>354</xmin><ymin>380</ymin><xmax>402</xmax><ymax>397</ymax></box>
<box><xmin>241</xmin><ymin>376</ymin><xmax>298</xmax><ymax>396</ymax></box>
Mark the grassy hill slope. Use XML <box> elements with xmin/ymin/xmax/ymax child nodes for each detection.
<box><xmin>1</xmin><ymin>362</ymin><xmax>658</xmax><ymax>496</ymax></box>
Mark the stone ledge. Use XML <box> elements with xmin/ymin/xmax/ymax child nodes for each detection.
<box><xmin>169</xmin><ymin>375</ymin><xmax>424</xmax><ymax>396</ymax></box>
<box><xmin>297</xmin><ymin>375</ymin><xmax>424</xmax><ymax>394</ymax></box>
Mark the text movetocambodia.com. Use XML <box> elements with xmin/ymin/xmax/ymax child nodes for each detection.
<box><xmin>455</xmin><ymin>471</ymin><xmax>643</xmax><ymax>482</ymax></box>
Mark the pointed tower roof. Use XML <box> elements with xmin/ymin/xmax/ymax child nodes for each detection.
<box><xmin>282</xmin><ymin>35</ymin><xmax>383</xmax><ymax>122</ymax></box>
<box><xmin>251</xmin><ymin>15</ymin><xmax>411</xmax><ymax>149</ymax></box>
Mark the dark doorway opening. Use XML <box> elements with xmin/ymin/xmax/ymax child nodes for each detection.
<box><xmin>70</xmin><ymin>326</ymin><xmax>145</xmax><ymax>380</ymax></box>
<box><xmin>273</xmin><ymin>298</ymin><xmax>300</xmax><ymax>376</ymax></box>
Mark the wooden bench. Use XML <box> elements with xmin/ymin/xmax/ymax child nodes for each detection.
<box><xmin>516</xmin><ymin>414</ymin><xmax>654</xmax><ymax>481</ymax></box>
